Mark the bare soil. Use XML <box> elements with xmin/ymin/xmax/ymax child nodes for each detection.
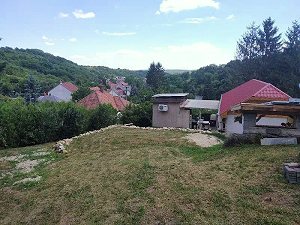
<box><xmin>185</xmin><ymin>133</ymin><xmax>222</xmax><ymax>147</ymax></box>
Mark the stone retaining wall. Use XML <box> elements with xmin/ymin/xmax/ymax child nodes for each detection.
<box><xmin>54</xmin><ymin>125</ymin><xmax>207</xmax><ymax>153</ymax></box>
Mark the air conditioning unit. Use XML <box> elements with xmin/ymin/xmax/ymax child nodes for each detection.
<box><xmin>158</xmin><ymin>104</ymin><xmax>168</xmax><ymax>112</ymax></box>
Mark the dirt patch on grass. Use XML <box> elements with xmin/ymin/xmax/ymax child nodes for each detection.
<box><xmin>13</xmin><ymin>176</ymin><xmax>42</xmax><ymax>185</ymax></box>
<box><xmin>185</xmin><ymin>133</ymin><xmax>222</xmax><ymax>147</ymax></box>
<box><xmin>0</xmin><ymin>155</ymin><xmax>25</xmax><ymax>162</ymax></box>
<box><xmin>16</xmin><ymin>159</ymin><xmax>45</xmax><ymax>173</ymax></box>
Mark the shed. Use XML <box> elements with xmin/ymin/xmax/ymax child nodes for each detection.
<box><xmin>152</xmin><ymin>94</ymin><xmax>220</xmax><ymax>128</ymax></box>
<box><xmin>230</xmin><ymin>101</ymin><xmax>300</xmax><ymax>137</ymax></box>
<box><xmin>218</xmin><ymin>79</ymin><xmax>290</xmax><ymax>134</ymax></box>
<box><xmin>152</xmin><ymin>93</ymin><xmax>190</xmax><ymax>128</ymax></box>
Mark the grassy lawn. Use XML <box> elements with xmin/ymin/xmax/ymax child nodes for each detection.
<box><xmin>0</xmin><ymin>127</ymin><xmax>300</xmax><ymax>225</ymax></box>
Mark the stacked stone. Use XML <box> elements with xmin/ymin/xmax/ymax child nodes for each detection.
<box><xmin>283</xmin><ymin>163</ymin><xmax>300</xmax><ymax>184</ymax></box>
<box><xmin>53</xmin><ymin>124</ymin><xmax>209</xmax><ymax>153</ymax></box>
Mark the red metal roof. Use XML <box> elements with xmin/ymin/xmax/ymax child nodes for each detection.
<box><xmin>78</xmin><ymin>90</ymin><xmax>129</xmax><ymax>111</ymax></box>
<box><xmin>61</xmin><ymin>82</ymin><xmax>78</xmax><ymax>93</ymax></box>
<box><xmin>219</xmin><ymin>79</ymin><xmax>290</xmax><ymax>116</ymax></box>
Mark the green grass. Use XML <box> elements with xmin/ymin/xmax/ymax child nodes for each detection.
<box><xmin>0</xmin><ymin>127</ymin><xmax>300</xmax><ymax>225</ymax></box>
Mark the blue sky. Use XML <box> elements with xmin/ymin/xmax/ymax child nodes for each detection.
<box><xmin>1</xmin><ymin>0</ymin><xmax>299</xmax><ymax>69</ymax></box>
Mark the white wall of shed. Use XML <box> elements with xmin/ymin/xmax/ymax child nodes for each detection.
<box><xmin>225</xmin><ymin>114</ymin><xmax>243</xmax><ymax>134</ymax></box>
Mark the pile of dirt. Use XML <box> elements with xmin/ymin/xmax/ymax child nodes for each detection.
<box><xmin>185</xmin><ymin>133</ymin><xmax>222</xmax><ymax>147</ymax></box>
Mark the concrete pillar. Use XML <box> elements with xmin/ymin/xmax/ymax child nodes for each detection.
<box><xmin>296</xmin><ymin>116</ymin><xmax>300</xmax><ymax>129</ymax></box>
<box><xmin>243</xmin><ymin>113</ymin><xmax>257</xmax><ymax>129</ymax></box>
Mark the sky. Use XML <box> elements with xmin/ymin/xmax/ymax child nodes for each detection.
<box><xmin>1</xmin><ymin>0</ymin><xmax>299</xmax><ymax>70</ymax></box>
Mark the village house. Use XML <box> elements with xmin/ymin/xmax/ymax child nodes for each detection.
<box><xmin>78</xmin><ymin>88</ymin><xmax>129</xmax><ymax>111</ymax></box>
<box><xmin>107</xmin><ymin>76</ymin><xmax>131</xmax><ymax>98</ymax></box>
<box><xmin>38</xmin><ymin>81</ymin><xmax>78</xmax><ymax>102</ymax></box>
<box><xmin>217</xmin><ymin>79</ymin><xmax>292</xmax><ymax>134</ymax></box>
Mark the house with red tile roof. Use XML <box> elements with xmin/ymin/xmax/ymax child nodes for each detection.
<box><xmin>78</xmin><ymin>89</ymin><xmax>130</xmax><ymax>111</ymax></box>
<box><xmin>42</xmin><ymin>81</ymin><xmax>78</xmax><ymax>102</ymax></box>
<box><xmin>107</xmin><ymin>77</ymin><xmax>131</xmax><ymax>98</ymax></box>
<box><xmin>218</xmin><ymin>79</ymin><xmax>291</xmax><ymax>134</ymax></box>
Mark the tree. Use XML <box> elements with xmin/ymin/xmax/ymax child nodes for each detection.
<box><xmin>121</xmin><ymin>102</ymin><xmax>152</xmax><ymax>127</ymax></box>
<box><xmin>72</xmin><ymin>86</ymin><xmax>92</xmax><ymax>102</ymax></box>
<box><xmin>88</xmin><ymin>104</ymin><xmax>117</xmax><ymax>130</ymax></box>
<box><xmin>258</xmin><ymin>17</ymin><xmax>282</xmax><ymax>56</ymax></box>
<box><xmin>146</xmin><ymin>62</ymin><xmax>165</xmax><ymax>89</ymax></box>
<box><xmin>236</xmin><ymin>23</ymin><xmax>260</xmax><ymax>60</ymax></box>
<box><xmin>23</xmin><ymin>75</ymin><xmax>41</xmax><ymax>103</ymax></box>
<box><xmin>285</xmin><ymin>20</ymin><xmax>300</xmax><ymax>53</ymax></box>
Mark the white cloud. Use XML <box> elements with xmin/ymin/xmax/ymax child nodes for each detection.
<box><xmin>72</xmin><ymin>9</ymin><xmax>95</xmax><ymax>19</ymax></box>
<box><xmin>157</xmin><ymin>0</ymin><xmax>220</xmax><ymax>14</ymax></box>
<box><xmin>58</xmin><ymin>12</ymin><xmax>69</xmax><ymax>18</ymax></box>
<box><xmin>42</xmin><ymin>35</ymin><xmax>48</xmax><ymax>41</ymax></box>
<box><xmin>180</xmin><ymin>16</ymin><xmax>217</xmax><ymax>24</ymax></box>
<box><xmin>69</xmin><ymin>37</ymin><xmax>77</xmax><ymax>42</ymax></box>
<box><xmin>226</xmin><ymin>14</ymin><xmax>235</xmax><ymax>20</ymax></box>
<box><xmin>102</xmin><ymin>31</ymin><xmax>136</xmax><ymax>36</ymax></box>
<box><xmin>42</xmin><ymin>36</ymin><xmax>55</xmax><ymax>46</ymax></box>
<box><xmin>45</xmin><ymin>42</ymin><xmax>55</xmax><ymax>46</ymax></box>
<box><xmin>67</xmin><ymin>42</ymin><xmax>232</xmax><ymax>70</ymax></box>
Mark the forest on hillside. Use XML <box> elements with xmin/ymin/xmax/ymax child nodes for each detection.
<box><xmin>0</xmin><ymin>17</ymin><xmax>300</xmax><ymax>102</ymax></box>
<box><xmin>0</xmin><ymin>47</ymin><xmax>145</xmax><ymax>97</ymax></box>
<box><xmin>130</xmin><ymin>17</ymin><xmax>300</xmax><ymax>102</ymax></box>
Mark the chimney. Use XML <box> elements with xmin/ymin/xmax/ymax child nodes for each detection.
<box><xmin>99</xmin><ymin>84</ymin><xmax>104</xmax><ymax>92</ymax></box>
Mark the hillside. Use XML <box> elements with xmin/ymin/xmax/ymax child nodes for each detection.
<box><xmin>0</xmin><ymin>47</ymin><xmax>144</xmax><ymax>96</ymax></box>
<box><xmin>1</xmin><ymin>127</ymin><xmax>300</xmax><ymax>224</ymax></box>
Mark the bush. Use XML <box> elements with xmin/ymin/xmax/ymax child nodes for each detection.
<box><xmin>121</xmin><ymin>102</ymin><xmax>152</xmax><ymax>127</ymax></box>
<box><xmin>0</xmin><ymin>101</ymin><xmax>117</xmax><ymax>148</ymax></box>
<box><xmin>88</xmin><ymin>104</ymin><xmax>117</xmax><ymax>130</ymax></box>
<box><xmin>72</xmin><ymin>86</ymin><xmax>92</xmax><ymax>102</ymax></box>
<box><xmin>223</xmin><ymin>134</ymin><xmax>262</xmax><ymax>147</ymax></box>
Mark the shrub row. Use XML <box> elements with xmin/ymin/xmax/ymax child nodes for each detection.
<box><xmin>223</xmin><ymin>134</ymin><xmax>262</xmax><ymax>147</ymax></box>
<box><xmin>0</xmin><ymin>100</ymin><xmax>117</xmax><ymax>148</ymax></box>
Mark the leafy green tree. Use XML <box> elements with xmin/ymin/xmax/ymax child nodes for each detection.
<box><xmin>88</xmin><ymin>104</ymin><xmax>117</xmax><ymax>130</ymax></box>
<box><xmin>72</xmin><ymin>86</ymin><xmax>92</xmax><ymax>102</ymax></box>
<box><xmin>146</xmin><ymin>62</ymin><xmax>165</xmax><ymax>89</ymax></box>
<box><xmin>285</xmin><ymin>20</ymin><xmax>300</xmax><ymax>53</ymax></box>
<box><xmin>121</xmin><ymin>102</ymin><xmax>152</xmax><ymax>127</ymax></box>
<box><xmin>258</xmin><ymin>17</ymin><xmax>282</xmax><ymax>56</ymax></box>
<box><xmin>236</xmin><ymin>23</ymin><xmax>260</xmax><ymax>60</ymax></box>
<box><xmin>23</xmin><ymin>75</ymin><xmax>41</xmax><ymax>103</ymax></box>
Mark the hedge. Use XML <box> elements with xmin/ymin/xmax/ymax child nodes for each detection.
<box><xmin>0</xmin><ymin>100</ymin><xmax>117</xmax><ymax>148</ymax></box>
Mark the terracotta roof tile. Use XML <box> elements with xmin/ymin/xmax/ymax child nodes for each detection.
<box><xmin>78</xmin><ymin>90</ymin><xmax>129</xmax><ymax>111</ymax></box>
<box><xmin>90</xmin><ymin>86</ymin><xmax>100</xmax><ymax>92</ymax></box>
<box><xmin>62</xmin><ymin>82</ymin><xmax>78</xmax><ymax>93</ymax></box>
<box><xmin>219</xmin><ymin>79</ymin><xmax>290</xmax><ymax>116</ymax></box>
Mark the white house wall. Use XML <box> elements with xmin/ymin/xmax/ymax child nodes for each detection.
<box><xmin>49</xmin><ymin>84</ymin><xmax>72</xmax><ymax>101</ymax></box>
<box><xmin>225</xmin><ymin>114</ymin><xmax>243</xmax><ymax>134</ymax></box>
